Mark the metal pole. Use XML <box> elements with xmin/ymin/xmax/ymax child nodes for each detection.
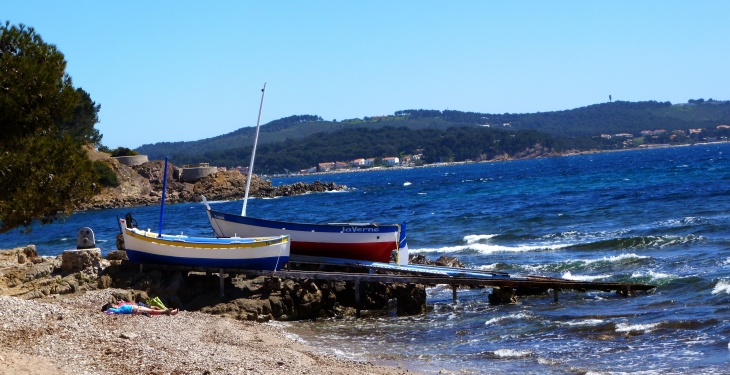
<box><xmin>242</xmin><ymin>83</ymin><xmax>267</xmax><ymax>216</ymax></box>
<box><xmin>158</xmin><ymin>157</ymin><xmax>169</xmax><ymax>238</ymax></box>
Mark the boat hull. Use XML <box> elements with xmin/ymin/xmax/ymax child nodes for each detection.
<box><xmin>120</xmin><ymin>220</ymin><xmax>290</xmax><ymax>270</ymax></box>
<box><xmin>206</xmin><ymin>209</ymin><xmax>400</xmax><ymax>263</ymax></box>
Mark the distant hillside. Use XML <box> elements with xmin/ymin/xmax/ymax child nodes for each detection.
<box><xmin>169</xmin><ymin>126</ymin><xmax>610</xmax><ymax>173</ymax></box>
<box><xmin>136</xmin><ymin>99</ymin><xmax>730</xmax><ymax>161</ymax></box>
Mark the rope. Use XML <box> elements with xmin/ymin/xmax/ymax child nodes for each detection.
<box><xmin>272</xmin><ymin>238</ymin><xmax>285</xmax><ymax>276</ymax></box>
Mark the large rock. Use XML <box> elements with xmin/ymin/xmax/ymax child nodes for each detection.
<box><xmin>61</xmin><ymin>248</ymin><xmax>102</xmax><ymax>274</ymax></box>
<box><xmin>84</xmin><ymin>157</ymin><xmax>348</xmax><ymax>210</ymax></box>
<box><xmin>408</xmin><ymin>254</ymin><xmax>465</xmax><ymax>268</ymax></box>
<box><xmin>391</xmin><ymin>282</ymin><xmax>427</xmax><ymax>315</ymax></box>
<box><xmin>434</xmin><ymin>255</ymin><xmax>465</xmax><ymax>268</ymax></box>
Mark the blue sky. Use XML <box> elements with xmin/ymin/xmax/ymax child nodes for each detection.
<box><xmin>5</xmin><ymin>1</ymin><xmax>729</xmax><ymax>149</ymax></box>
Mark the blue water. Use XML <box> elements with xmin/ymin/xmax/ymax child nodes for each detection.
<box><xmin>3</xmin><ymin>143</ymin><xmax>730</xmax><ymax>374</ymax></box>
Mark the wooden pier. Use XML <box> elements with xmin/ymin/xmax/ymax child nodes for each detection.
<box><xmin>134</xmin><ymin>256</ymin><xmax>656</xmax><ymax>318</ymax></box>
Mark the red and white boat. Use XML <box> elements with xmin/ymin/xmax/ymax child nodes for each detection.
<box><xmin>204</xmin><ymin>203</ymin><xmax>406</xmax><ymax>263</ymax></box>
<box><xmin>204</xmin><ymin>83</ymin><xmax>408</xmax><ymax>264</ymax></box>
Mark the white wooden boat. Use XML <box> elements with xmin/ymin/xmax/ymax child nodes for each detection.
<box><xmin>119</xmin><ymin>218</ymin><xmax>290</xmax><ymax>269</ymax></box>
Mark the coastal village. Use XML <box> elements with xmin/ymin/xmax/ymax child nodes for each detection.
<box><xmin>202</xmin><ymin>124</ymin><xmax>730</xmax><ymax>178</ymax></box>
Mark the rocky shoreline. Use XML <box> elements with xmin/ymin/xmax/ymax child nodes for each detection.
<box><xmin>0</xmin><ymin>245</ymin><xmax>427</xmax><ymax>374</ymax></box>
<box><xmin>83</xmin><ymin>147</ymin><xmax>345</xmax><ymax>210</ymax></box>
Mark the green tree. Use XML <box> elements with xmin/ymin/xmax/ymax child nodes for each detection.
<box><xmin>58</xmin><ymin>87</ymin><xmax>102</xmax><ymax>146</ymax></box>
<box><xmin>0</xmin><ymin>22</ymin><xmax>98</xmax><ymax>233</ymax></box>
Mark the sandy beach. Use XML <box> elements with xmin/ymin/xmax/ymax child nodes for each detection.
<box><xmin>0</xmin><ymin>290</ymin><xmax>416</xmax><ymax>375</ymax></box>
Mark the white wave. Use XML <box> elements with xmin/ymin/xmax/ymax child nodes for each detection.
<box><xmin>578</xmin><ymin>253</ymin><xmax>651</xmax><ymax>265</ymax></box>
<box><xmin>724</xmin><ymin>257</ymin><xmax>730</xmax><ymax>265</ymax></box>
<box><xmin>630</xmin><ymin>270</ymin><xmax>675</xmax><ymax>281</ymax></box>
<box><xmin>561</xmin><ymin>271</ymin><xmax>611</xmax><ymax>282</ymax></box>
<box><xmin>491</xmin><ymin>349</ymin><xmax>532</xmax><ymax>358</ymax></box>
<box><xmin>417</xmin><ymin>192</ymin><xmax>427</xmax><ymax>195</ymax></box>
<box><xmin>463</xmin><ymin>234</ymin><xmax>498</xmax><ymax>244</ymax></box>
<box><xmin>518</xmin><ymin>264</ymin><xmax>549</xmax><ymax>273</ymax></box>
<box><xmin>615</xmin><ymin>322</ymin><xmax>660</xmax><ymax>333</ymax></box>
<box><xmin>558</xmin><ymin>319</ymin><xmax>605</xmax><ymax>327</ymax></box>
<box><xmin>403</xmin><ymin>182</ymin><xmax>412</xmax><ymax>186</ymax></box>
<box><xmin>412</xmin><ymin>242</ymin><xmax>568</xmax><ymax>255</ymax></box>
<box><xmin>60</xmin><ymin>238</ymin><xmax>68</xmax><ymax>241</ymax></box>
<box><xmin>476</xmin><ymin>263</ymin><xmax>500</xmax><ymax>271</ymax></box>
<box><xmin>323</xmin><ymin>190</ymin><xmax>348</xmax><ymax>193</ymax></box>
<box><xmin>712</xmin><ymin>280</ymin><xmax>730</xmax><ymax>295</ymax></box>
<box><xmin>485</xmin><ymin>312</ymin><xmax>532</xmax><ymax>326</ymax></box>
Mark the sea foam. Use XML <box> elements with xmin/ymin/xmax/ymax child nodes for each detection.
<box><xmin>558</xmin><ymin>319</ymin><xmax>605</xmax><ymax>327</ymax></box>
<box><xmin>579</xmin><ymin>253</ymin><xmax>651</xmax><ymax>265</ymax></box>
<box><xmin>615</xmin><ymin>322</ymin><xmax>660</xmax><ymax>333</ymax></box>
<box><xmin>490</xmin><ymin>349</ymin><xmax>532</xmax><ymax>358</ymax></box>
<box><xmin>711</xmin><ymin>280</ymin><xmax>730</xmax><ymax>295</ymax></box>
<box><xmin>412</xmin><ymin>242</ymin><xmax>569</xmax><ymax>255</ymax></box>
<box><xmin>561</xmin><ymin>271</ymin><xmax>611</xmax><ymax>282</ymax></box>
<box><xmin>630</xmin><ymin>270</ymin><xmax>675</xmax><ymax>282</ymax></box>
<box><xmin>463</xmin><ymin>234</ymin><xmax>498</xmax><ymax>243</ymax></box>
<box><xmin>484</xmin><ymin>312</ymin><xmax>532</xmax><ymax>326</ymax></box>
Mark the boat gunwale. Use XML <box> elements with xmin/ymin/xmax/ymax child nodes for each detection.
<box><xmin>207</xmin><ymin>208</ymin><xmax>401</xmax><ymax>233</ymax></box>
<box><xmin>124</xmin><ymin>226</ymin><xmax>289</xmax><ymax>249</ymax></box>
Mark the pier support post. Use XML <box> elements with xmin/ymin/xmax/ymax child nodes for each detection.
<box><xmin>553</xmin><ymin>288</ymin><xmax>559</xmax><ymax>302</ymax></box>
<box><xmin>452</xmin><ymin>285</ymin><xmax>458</xmax><ymax>304</ymax></box>
<box><xmin>219</xmin><ymin>269</ymin><xmax>224</xmax><ymax>297</ymax></box>
<box><xmin>354</xmin><ymin>278</ymin><xmax>361</xmax><ymax>318</ymax></box>
<box><xmin>140</xmin><ymin>264</ymin><xmax>143</xmax><ymax>273</ymax></box>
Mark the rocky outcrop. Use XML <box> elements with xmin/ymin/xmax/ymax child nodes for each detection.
<box><xmin>82</xmin><ymin>157</ymin><xmax>346</xmax><ymax>210</ymax></box>
<box><xmin>509</xmin><ymin>143</ymin><xmax>560</xmax><ymax>160</ymax></box>
<box><xmin>407</xmin><ymin>254</ymin><xmax>466</xmax><ymax>268</ymax></box>
<box><xmin>1</xmin><ymin>247</ymin><xmax>428</xmax><ymax>322</ymax></box>
<box><xmin>60</xmin><ymin>248</ymin><xmax>104</xmax><ymax>274</ymax></box>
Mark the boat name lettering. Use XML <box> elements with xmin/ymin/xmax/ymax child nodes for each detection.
<box><xmin>213</xmin><ymin>215</ymin><xmax>224</xmax><ymax>220</ymax></box>
<box><xmin>342</xmin><ymin>226</ymin><xmax>379</xmax><ymax>233</ymax></box>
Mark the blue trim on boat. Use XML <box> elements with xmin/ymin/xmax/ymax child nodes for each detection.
<box><xmin>208</xmin><ymin>209</ymin><xmax>400</xmax><ymax>233</ymax></box>
<box><xmin>126</xmin><ymin>250</ymin><xmax>289</xmax><ymax>270</ymax></box>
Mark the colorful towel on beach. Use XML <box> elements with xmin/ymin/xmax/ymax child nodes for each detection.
<box><xmin>146</xmin><ymin>297</ymin><xmax>166</xmax><ymax>310</ymax></box>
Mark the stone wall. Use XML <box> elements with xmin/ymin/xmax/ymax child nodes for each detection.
<box><xmin>113</xmin><ymin>155</ymin><xmax>149</xmax><ymax>166</ymax></box>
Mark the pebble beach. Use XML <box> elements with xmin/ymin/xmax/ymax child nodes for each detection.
<box><xmin>0</xmin><ymin>290</ymin><xmax>416</xmax><ymax>375</ymax></box>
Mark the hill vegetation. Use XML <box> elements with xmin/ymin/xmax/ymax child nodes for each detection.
<box><xmin>137</xmin><ymin>101</ymin><xmax>730</xmax><ymax>158</ymax></box>
<box><xmin>168</xmin><ymin>126</ymin><xmax>618</xmax><ymax>173</ymax></box>
<box><xmin>136</xmin><ymin>100</ymin><xmax>730</xmax><ymax>173</ymax></box>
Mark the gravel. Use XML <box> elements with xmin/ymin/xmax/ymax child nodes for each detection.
<box><xmin>0</xmin><ymin>290</ymin><xmax>416</xmax><ymax>375</ymax></box>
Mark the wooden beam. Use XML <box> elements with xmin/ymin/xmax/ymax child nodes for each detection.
<box><xmin>354</xmin><ymin>278</ymin><xmax>361</xmax><ymax>318</ymax></box>
<box><xmin>219</xmin><ymin>269</ymin><xmax>224</xmax><ymax>297</ymax></box>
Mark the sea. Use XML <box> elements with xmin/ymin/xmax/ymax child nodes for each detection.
<box><xmin>3</xmin><ymin>143</ymin><xmax>730</xmax><ymax>374</ymax></box>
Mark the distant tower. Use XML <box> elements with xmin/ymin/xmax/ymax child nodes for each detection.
<box><xmin>609</xmin><ymin>95</ymin><xmax>612</xmax><ymax>102</ymax></box>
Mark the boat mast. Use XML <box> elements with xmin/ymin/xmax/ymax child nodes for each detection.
<box><xmin>158</xmin><ymin>156</ymin><xmax>169</xmax><ymax>237</ymax></box>
<box><xmin>242</xmin><ymin>83</ymin><xmax>267</xmax><ymax>216</ymax></box>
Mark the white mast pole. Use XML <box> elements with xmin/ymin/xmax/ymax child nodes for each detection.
<box><xmin>242</xmin><ymin>83</ymin><xmax>267</xmax><ymax>217</ymax></box>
